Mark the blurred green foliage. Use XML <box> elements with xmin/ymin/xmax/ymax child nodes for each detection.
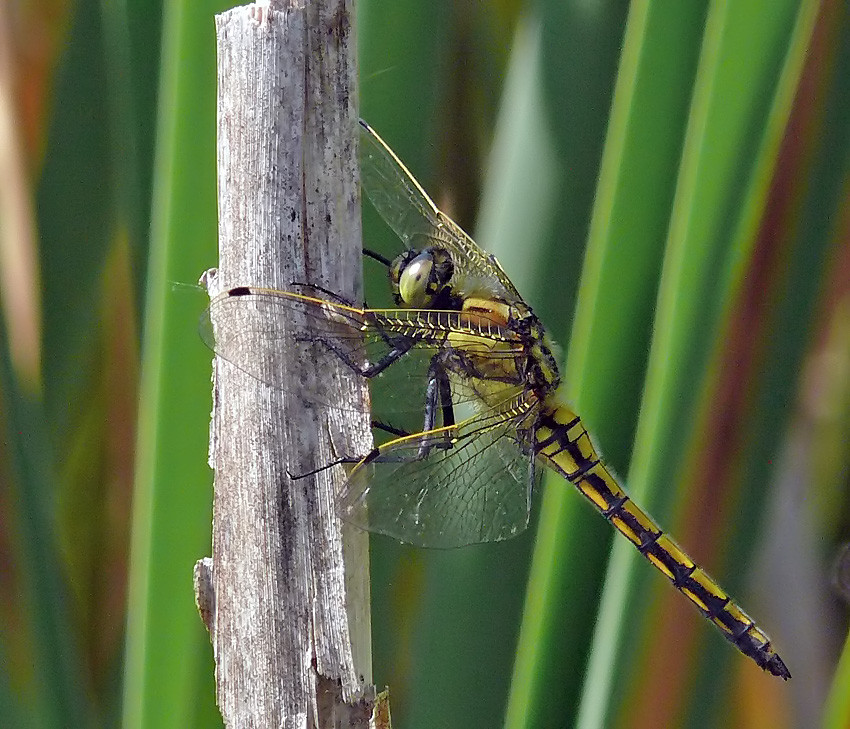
<box><xmin>1</xmin><ymin>0</ymin><xmax>849</xmax><ymax>728</ymax></box>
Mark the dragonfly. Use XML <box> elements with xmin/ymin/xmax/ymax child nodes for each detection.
<box><xmin>202</xmin><ymin>120</ymin><xmax>790</xmax><ymax>680</ymax></box>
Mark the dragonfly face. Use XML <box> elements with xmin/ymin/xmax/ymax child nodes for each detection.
<box><xmin>201</xmin><ymin>121</ymin><xmax>789</xmax><ymax>680</ymax></box>
<box><xmin>389</xmin><ymin>247</ymin><xmax>459</xmax><ymax>309</ymax></box>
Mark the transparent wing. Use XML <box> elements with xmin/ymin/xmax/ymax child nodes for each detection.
<box><xmin>358</xmin><ymin>120</ymin><xmax>441</xmax><ymax>249</ymax></box>
<box><xmin>338</xmin><ymin>389</ymin><xmax>542</xmax><ymax>548</ymax></box>
<box><xmin>200</xmin><ymin>286</ymin><xmax>526</xmax><ymax>424</ymax></box>
<box><xmin>201</xmin><ymin>287</ymin><xmax>370</xmax><ymax>414</ymax></box>
<box><xmin>359</xmin><ymin>120</ymin><xmax>522</xmax><ymax>303</ymax></box>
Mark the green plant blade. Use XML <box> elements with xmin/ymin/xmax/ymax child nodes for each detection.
<box><xmin>121</xmin><ymin>1</ymin><xmax>229</xmax><ymax>727</ymax></box>
<box><xmin>507</xmin><ymin>3</ymin><xmax>707</xmax><ymax>727</ymax></box>
<box><xmin>576</xmin><ymin>0</ymin><xmax>821</xmax><ymax>725</ymax></box>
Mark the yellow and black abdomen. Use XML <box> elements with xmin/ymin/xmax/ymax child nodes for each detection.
<box><xmin>534</xmin><ymin>405</ymin><xmax>790</xmax><ymax>680</ymax></box>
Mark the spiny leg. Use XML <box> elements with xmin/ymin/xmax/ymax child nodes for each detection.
<box><xmin>372</xmin><ymin>420</ymin><xmax>412</xmax><ymax>438</ymax></box>
<box><xmin>363</xmin><ymin>356</ymin><xmax>458</xmax><ymax>466</ymax></box>
<box><xmin>287</xmin><ymin>281</ymin><xmax>357</xmax><ymax>307</ymax></box>
<box><xmin>290</xmin><ymin>418</ymin><xmax>421</xmax><ymax>479</ymax></box>
<box><xmin>299</xmin><ymin>330</ymin><xmax>414</xmax><ymax>379</ymax></box>
<box><xmin>526</xmin><ymin>436</ymin><xmax>536</xmax><ymax>513</ymax></box>
<box><xmin>364</xmin><ymin>248</ymin><xmax>392</xmax><ymax>268</ymax></box>
<box><xmin>416</xmin><ymin>355</ymin><xmax>456</xmax><ymax>458</ymax></box>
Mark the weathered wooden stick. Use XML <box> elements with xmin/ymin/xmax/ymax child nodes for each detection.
<box><xmin>201</xmin><ymin>2</ymin><xmax>376</xmax><ymax>726</ymax></box>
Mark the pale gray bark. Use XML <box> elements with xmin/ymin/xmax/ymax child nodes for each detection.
<box><xmin>200</xmin><ymin>2</ymin><xmax>379</xmax><ymax>727</ymax></box>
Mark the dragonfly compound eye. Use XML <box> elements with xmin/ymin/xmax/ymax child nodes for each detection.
<box><xmin>393</xmin><ymin>248</ymin><xmax>453</xmax><ymax>308</ymax></box>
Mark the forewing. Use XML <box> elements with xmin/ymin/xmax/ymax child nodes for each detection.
<box><xmin>359</xmin><ymin>120</ymin><xmax>522</xmax><ymax>303</ymax></box>
<box><xmin>201</xmin><ymin>287</ymin><xmax>523</xmax><ymax>422</ymax></box>
<box><xmin>338</xmin><ymin>391</ymin><xmax>541</xmax><ymax>548</ymax></box>
<box><xmin>201</xmin><ymin>288</ymin><xmax>372</xmax><ymax>414</ymax></box>
<box><xmin>359</xmin><ymin>120</ymin><xmax>443</xmax><ymax>250</ymax></box>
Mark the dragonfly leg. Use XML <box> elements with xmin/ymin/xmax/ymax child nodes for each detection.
<box><xmin>526</xmin><ymin>442</ymin><xmax>536</xmax><ymax>510</ymax></box>
<box><xmin>368</xmin><ymin>354</ymin><xmax>457</xmax><ymax>463</ymax></box>
<box><xmin>414</xmin><ymin>356</ymin><xmax>455</xmax><ymax>459</ymax></box>
<box><xmin>361</xmin><ymin>363</ymin><xmax>455</xmax><ymax>466</ymax></box>
<box><xmin>424</xmin><ymin>359</ymin><xmax>455</xmax><ymax>428</ymax></box>
<box><xmin>288</xmin><ymin>282</ymin><xmax>357</xmax><ymax>307</ymax></box>
<box><xmin>341</xmin><ymin>310</ymin><xmax>419</xmax><ymax>377</ymax></box>
<box><xmin>371</xmin><ymin>420</ymin><xmax>412</xmax><ymax>437</ymax></box>
<box><xmin>298</xmin><ymin>331</ymin><xmax>413</xmax><ymax>379</ymax></box>
<box><xmin>286</xmin><ymin>454</ymin><xmax>363</xmax><ymax>480</ymax></box>
<box><xmin>363</xmin><ymin>248</ymin><xmax>392</xmax><ymax>268</ymax></box>
<box><xmin>361</xmin><ymin>339</ymin><xmax>415</xmax><ymax>377</ymax></box>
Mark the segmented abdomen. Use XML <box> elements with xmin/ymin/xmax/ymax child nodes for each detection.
<box><xmin>534</xmin><ymin>406</ymin><xmax>790</xmax><ymax>680</ymax></box>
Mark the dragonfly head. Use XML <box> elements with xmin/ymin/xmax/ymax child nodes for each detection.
<box><xmin>390</xmin><ymin>247</ymin><xmax>455</xmax><ymax>309</ymax></box>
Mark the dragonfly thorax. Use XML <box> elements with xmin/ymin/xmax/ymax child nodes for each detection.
<box><xmin>390</xmin><ymin>247</ymin><xmax>461</xmax><ymax>309</ymax></box>
<box><xmin>516</xmin><ymin>313</ymin><xmax>561</xmax><ymax>395</ymax></box>
<box><xmin>459</xmin><ymin>297</ymin><xmax>561</xmax><ymax>397</ymax></box>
